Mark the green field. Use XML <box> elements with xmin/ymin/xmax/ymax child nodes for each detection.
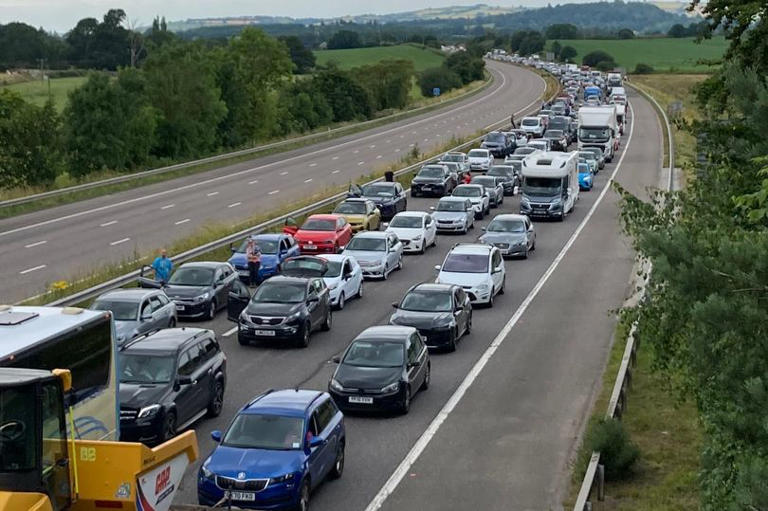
<box><xmin>549</xmin><ymin>37</ymin><xmax>727</xmax><ymax>72</ymax></box>
<box><xmin>314</xmin><ymin>44</ymin><xmax>445</xmax><ymax>71</ymax></box>
<box><xmin>1</xmin><ymin>76</ymin><xmax>87</xmax><ymax>112</ymax></box>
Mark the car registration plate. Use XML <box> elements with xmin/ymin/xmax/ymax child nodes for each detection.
<box><xmin>253</xmin><ymin>329</ymin><xmax>276</xmax><ymax>337</ymax></box>
<box><xmin>175</xmin><ymin>305</ymin><xmax>184</xmax><ymax>311</ymax></box>
<box><xmin>349</xmin><ymin>396</ymin><xmax>373</xmax><ymax>404</ymax></box>
<box><xmin>225</xmin><ymin>491</ymin><xmax>256</xmax><ymax>501</ymax></box>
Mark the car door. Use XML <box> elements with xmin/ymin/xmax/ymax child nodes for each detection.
<box><xmin>424</xmin><ymin>215</ymin><xmax>436</xmax><ymax>245</ymax></box>
<box><xmin>286</xmin><ymin>236</ymin><xmax>300</xmax><ymax>259</ymax></box>
<box><xmin>406</xmin><ymin>334</ymin><xmax>428</xmax><ymax>392</ymax></box>
<box><xmin>339</xmin><ymin>259</ymin><xmax>354</xmax><ymax>298</ymax></box>
<box><xmin>314</xmin><ymin>399</ymin><xmax>339</xmax><ymax>480</ymax></box>
<box><xmin>525</xmin><ymin>217</ymin><xmax>535</xmax><ymax>249</ymax></box>
<box><xmin>395</xmin><ymin>183</ymin><xmax>406</xmax><ymax>212</ymax></box>
<box><xmin>135</xmin><ymin>299</ymin><xmax>155</xmax><ymax>337</ymax></box>
<box><xmin>155</xmin><ymin>293</ymin><xmax>176</xmax><ymax>326</ymax></box>
<box><xmin>227</xmin><ymin>279</ymin><xmax>251</xmax><ymax>322</ymax></box>
<box><xmin>387</xmin><ymin>233</ymin><xmax>401</xmax><ymax>268</ymax></box>
<box><xmin>148</xmin><ymin>295</ymin><xmax>170</xmax><ymax>330</ymax></box>
<box><xmin>174</xmin><ymin>347</ymin><xmax>203</xmax><ymax>426</ymax></box>
<box><xmin>305</xmin><ymin>411</ymin><xmax>330</xmax><ymax>489</ymax></box>
<box><xmin>490</xmin><ymin>250</ymin><xmax>504</xmax><ymax>294</ymax></box>
<box><xmin>453</xmin><ymin>288</ymin><xmax>468</xmax><ymax>334</ymax></box>
<box><xmin>306</xmin><ymin>280</ymin><xmax>322</xmax><ymax>328</ymax></box>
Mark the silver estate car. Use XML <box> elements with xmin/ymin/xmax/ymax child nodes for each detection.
<box><xmin>479</xmin><ymin>214</ymin><xmax>536</xmax><ymax>258</ymax></box>
<box><xmin>90</xmin><ymin>288</ymin><xmax>177</xmax><ymax>345</ymax></box>
<box><xmin>343</xmin><ymin>231</ymin><xmax>404</xmax><ymax>280</ymax></box>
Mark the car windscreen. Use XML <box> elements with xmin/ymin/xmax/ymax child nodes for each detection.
<box><xmin>453</xmin><ymin>187</ymin><xmax>481</xmax><ymax>197</ymax></box>
<box><xmin>583</xmin><ymin>148</ymin><xmax>604</xmax><ymax>157</ymax></box>
<box><xmin>389</xmin><ymin>216</ymin><xmax>423</xmax><ymax>228</ymax></box>
<box><xmin>252</xmin><ymin>282</ymin><xmax>306</xmax><ymax>303</ymax></box>
<box><xmin>300</xmin><ymin>218</ymin><xmax>336</xmax><ymax>231</ymax></box>
<box><xmin>467</xmin><ymin>150</ymin><xmax>488</xmax><ymax>158</ymax></box>
<box><xmin>545</xmin><ymin>130</ymin><xmax>564</xmax><ymax>138</ymax></box>
<box><xmin>345</xmin><ymin>237</ymin><xmax>386</xmax><ymax>251</ymax></box>
<box><xmin>484</xmin><ymin>133</ymin><xmax>505</xmax><ymax>143</ymax></box>
<box><xmin>400</xmin><ymin>290</ymin><xmax>452</xmax><ymax>312</ymax></box>
<box><xmin>523</xmin><ymin>176</ymin><xmax>562</xmax><ymax>196</ymax></box>
<box><xmin>236</xmin><ymin>239</ymin><xmax>278</xmax><ymax>254</ymax></box>
<box><xmin>168</xmin><ymin>267</ymin><xmax>214</xmax><ymax>286</ymax></box>
<box><xmin>521</xmin><ymin>118</ymin><xmax>539</xmax><ymax>126</ymax></box>
<box><xmin>515</xmin><ymin>147</ymin><xmax>535</xmax><ymax>155</ymax></box>
<box><xmin>471</xmin><ymin>178</ymin><xmax>495</xmax><ymax>187</ymax></box>
<box><xmin>578</xmin><ymin>163</ymin><xmax>591</xmax><ymax>173</ymax></box>
<box><xmin>323</xmin><ymin>261</ymin><xmax>342</xmax><ymax>278</ymax></box>
<box><xmin>488</xmin><ymin>167</ymin><xmax>514</xmax><ymax>177</ymax></box>
<box><xmin>487</xmin><ymin>219</ymin><xmax>526</xmax><ymax>233</ymax></box>
<box><xmin>579</xmin><ymin>152</ymin><xmax>598</xmax><ymax>161</ymax></box>
<box><xmin>342</xmin><ymin>340</ymin><xmax>404</xmax><ymax>368</ymax></box>
<box><xmin>362</xmin><ymin>183</ymin><xmax>396</xmax><ymax>197</ymax></box>
<box><xmin>223</xmin><ymin>414</ymin><xmax>305</xmax><ymax>450</ymax></box>
<box><xmin>442</xmin><ymin>253</ymin><xmax>489</xmax><ymax>273</ymax></box>
<box><xmin>335</xmin><ymin>201</ymin><xmax>367</xmax><ymax>214</ymax></box>
<box><xmin>91</xmin><ymin>300</ymin><xmax>138</xmax><ymax>321</ymax></box>
<box><xmin>442</xmin><ymin>154</ymin><xmax>463</xmax><ymax>162</ymax></box>
<box><xmin>579</xmin><ymin>127</ymin><xmax>610</xmax><ymax>140</ymax></box>
<box><xmin>418</xmin><ymin>167</ymin><xmax>445</xmax><ymax>178</ymax></box>
<box><xmin>436</xmin><ymin>201</ymin><xmax>467</xmax><ymax>212</ymax></box>
<box><xmin>120</xmin><ymin>354</ymin><xmax>176</xmax><ymax>384</ymax></box>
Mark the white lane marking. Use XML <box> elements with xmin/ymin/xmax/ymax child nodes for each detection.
<box><xmin>249</xmin><ymin>179</ymin><xmax>259</xmax><ymax>185</ymax></box>
<box><xmin>19</xmin><ymin>264</ymin><xmax>46</xmax><ymax>274</ymax></box>
<box><xmin>370</xmin><ymin>145</ymin><xmax>376</xmax><ymax>149</ymax></box>
<box><xmin>484</xmin><ymin>122</ymin><xmax>498</xmax><ymax>130</ymax></box>
<box><xmin>424</xmin><ymin>138</ymin><xmax>429</xmax><ymax>142</ymax></box>
<box><xmin>161</xmin><ymin>203</ymin><xmax>175</xmax><ymax>210</ymax></box>
<box><xmin>358</xmin><ymin>161</ymin><xmax>365</xmax><ymax>166</ymax></box>
<box><xmin>364</xmin><ymin>103</ymin><xmax>637</xmax><ymax>511</ymax></box>
<box><xmin>0</xmin><ymin>66</ymin><xmax>527</xmax><ymax>241</ymax></box>
<box><xmin>332</xmin><ymin>156</ymin><xmax>339</xmax><ymax>160</ymax></box>
<box><xmin>280</xmin><ymin>171</ymin><xmax>289</xmax><ymax>176</ymax></box>
<box><xmin>269</xmin><ymin>190</ymin><xmax>280</xmax><ymax>195</ymax></box>
<box><xmin>304</xmin><ymin>178</ymin><xmax>313</xmax><ymax>183</ymax></box>
<box><xmin>100</xmin><ymin>220</ymin><xmax>117</xmax><ymax>227</ymax></box>
<box><xmin>395</xmin><ymin>149</ymin><xmax>401</xmax><ymax>153</ymax></box>
<box><xmin>386</xmin><ymin>140</ymin><xmax>391</xmax><ymax>143</ymax></box>
<box><xmin>376</xmin><ymin>155</ymin><xmax>383</xmax><ymax>159</ymax></box>
<box><xmin>332</xmin><ymin>170</ymin><xmax>340</xmax><ymax>174</ymax></box>
<box><xmin>354</xmin><ymin>150</ymin><xmax>360</xmax><ymax>154</ymax></box>
<box><xmin>175</xmin><ymin>218</ymin><xmax>190</xmax><ymax>225</ymax></box>
<box><xmin>309</xmin><ymin>163</ymin><xmax>317</xmax><ymax>167</ymax></box>
<box><xmin>223</xmin><ymin>326</ymin><xmax>238</xmax><ymax>337</ymax></box>
<box><xmin>207</xmin><ymin>191</ymin><xmax>219</xmax><ymax>197</ymax></box>
<box><xmin>109</xmin><ymin>237</ymin><xmax>130</xmax><ymax>246</ymax></box>
<box><xmin>24</xmin><ymin>240</ymin><xmax>47</xmax><ymax>248</ymax></box>
<box><xmin>228</xmin><ymin>202</ymin><xmax>242</xmax><ymax>208</ymax></box>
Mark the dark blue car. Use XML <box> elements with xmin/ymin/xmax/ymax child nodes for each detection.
<box><xmin>228</xmin><ymin>234</ymin><xmax>300</xmax><ymax>282</ymax></box>
<box><xmin>198</xmin><ymin>389</ymin><xmax>345</xmax><ymax>510</ymax></box>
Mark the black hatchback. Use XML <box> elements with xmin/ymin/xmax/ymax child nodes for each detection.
<box><xmin>118</xmin><ymin>328</ymin><xmax>227</xmax><ymax>445</ymax></box>
<box><xmin>389</xmin><ymin>283</ymin><xmax>472</xmax><ymax>352</ymax></box>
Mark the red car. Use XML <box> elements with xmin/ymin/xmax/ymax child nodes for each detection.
<box><xmin>293</xmin><ymin>214</ymin><xmax>353</xmax><ymax>254</ymax></box>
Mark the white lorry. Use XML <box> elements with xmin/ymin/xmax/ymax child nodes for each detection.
<box><xmin>519</xmin><ymin>151</ymin><xmax>579</xmax><ymax>221</ymax></box>
<box><xmin>577</xmin><ymin>105</ymin><xmax>618</xmax><ymax>162</ymax></box>
<box><xmin>607</xmin><ymin>72</ymin><xmax>623</xmax><ymax>93</ymax></box>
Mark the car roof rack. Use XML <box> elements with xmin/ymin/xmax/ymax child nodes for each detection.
<box><xmin>246</xmin><ymin>388</ymin><xmax>276</xmax><ymax>407</ymax></box>
<box><xmin>304</xmin><ymin>391</ymin><xmax>325</xmax><ymax>414</ymax></box>
<box><xmin>119</xmin><ymin>328</ymin><xmax>164</xmax><ymax>351</ymax></box>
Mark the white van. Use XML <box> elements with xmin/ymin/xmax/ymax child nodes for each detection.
<box><xmin>520</xmin><ymin>116</ymin><xmax>545</xmax><ymax>138</ymax></box>
<box><xmin>519</xmin><ymin>151</ymin><xmax>579</xmax><ymax>221</ymax></box>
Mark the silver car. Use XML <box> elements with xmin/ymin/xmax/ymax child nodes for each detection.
<box><xmin>470</xmin><ymin>175</ymin><xmax>504</xmax><ymax>208</ymax></box>
<box><xmin>342</xmin><ymin>231</ymin><xmax>404</xmax><ymax>280</ymax></box>
<box><xmin>90</xmin><ymin>289</ymin><xmax>177</xmax><ymax>345</ymax></box>
<box><xmin>478</xmin><ymin>214</ymin><xmax>536</xmax><ymax>259</ymax></box>
<box><xmin>430</xmin><ymin>197</ymin><xmax>475</xmax><ymax>234</ymax></box>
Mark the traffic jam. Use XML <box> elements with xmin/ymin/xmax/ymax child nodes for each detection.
<box><xmin>87</xmin><ymin>57</ymin><xmax>629</xmax><ymax>510</ymax></box>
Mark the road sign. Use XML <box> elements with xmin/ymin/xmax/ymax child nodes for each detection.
<box><xmin>433</xmin><ymin>87</ymin><xmax>441</xmax><ymax>97</ymax></box>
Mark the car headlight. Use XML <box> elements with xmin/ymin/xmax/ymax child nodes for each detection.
<box><xmin>194</xmin><ymin>292</ymin><xmax>211</xmax><ymax>303</ymax></box>
<box><xmin>239</xmin><ymin>310</ymin><xmax>251</xmax><ymax>324</ymax></box>
<box><xmin>413</xmin><ymin>235</ymin><xmax>422</xmax><ymax>241</ymax></box>
<box><xmin>137</xmin><ymin>404</ymin><xmax>161</xmax><ymax>419</ymax></box>
<box><xmin>381</xmin><ymin>382</ymin><xmax>400</xmax><ymax>393</ymax></box>
<box><xmin>330</xmin><ymin>378</ymin><xmax>346</xmax><ymax>392</ymax></box>
<box><xmin>271</xmin><ymin>473</ymin><xmax>295</xmax><ymax>484</ymax></box>
<box><xmin>286</xmin><ymin>312</ymin><xmax>302</xmax><ymax>324</ymax></box>
<box><xmin>201</xmin><ymin>465</ymin><xmax>214</xmax><ymax>479</ymax></box>
<box><xmin>477</xmin><ymin>284</ymin><xmax>490</xmax><ymax>292</ymax></box>
<box><xmin>327</xmin><ymin>282</ymin><xmax>338</xmax><ymax>290</ymax></box>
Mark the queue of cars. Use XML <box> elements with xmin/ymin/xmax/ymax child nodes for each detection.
<box><xmin>84</xmin><ymin>57</ymin><xmax>629</xmax><ymax>510</ymax></box>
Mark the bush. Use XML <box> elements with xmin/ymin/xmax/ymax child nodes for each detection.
<box><xmin>586</xmin><ymin>418</ymin><xmax>640</xmax><ymax>480</ymax></box>
<box><xmin>633</xmin><ymin>63</ymin><xmax>654</xmax><ymax>74</ymax></box>
<box><xmin>419</xmin><ymin>67</ymin><xmax>462</xmax><ymax>97</ymax></box>
<box><xmin>596</xmin><ymin>60</ymin><xmax>616</xmax><ymax>72</ymax></box>
<box><xmin>583</xmin><ymin>50</ymin><xmax>615</xmax><ymax>68</ymax></box>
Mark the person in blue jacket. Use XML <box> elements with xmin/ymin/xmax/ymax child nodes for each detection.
<box><xmin>152</xmin><ymin>249</ymin><xmax>173</xmax><ymax>284</ymax></box>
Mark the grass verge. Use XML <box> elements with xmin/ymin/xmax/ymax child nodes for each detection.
<box><xmin>0</xmin><ymin>76</ymin><xmax>88</xmax><ymax>111</ymax></box>
<box><xmin>314</xmin><ymin>44</ymin><xmax>445</xmax><ymax>71</ymax></box>
<box><xmin>0</xmin><ymin>74</ymin><xmax>493</xmax><ymax>219</ymax></box>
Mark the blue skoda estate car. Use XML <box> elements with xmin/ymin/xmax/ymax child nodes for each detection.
<box><xmin>198</xmin><ymin>389</ymin><xmax>345</xmax><ymax>510</ymax></box>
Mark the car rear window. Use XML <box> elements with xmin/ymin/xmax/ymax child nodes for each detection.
<box><xmin>442</xmin><ymin>253</ymin><xmax>489</xmax><ymax>273</ymax></box>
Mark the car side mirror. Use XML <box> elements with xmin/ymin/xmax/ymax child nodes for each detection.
<box><xmin>381</xmin><ymin>223</ymin><xmax>389</xmax><ymax>229</ymax></box>
<box><xmin>309</xmin><ymin>436</ymin><xmax>325</xmax><ymax>448</ymax></box>
<box><xmin>481</xmin><ymin>227</ymin><xmax>486</xmax><ymax>232</ymax></box>
<box><xmin>140</xmin><ymin>312</ymin><xmax>152</xmax><ymax>322</ymax></box>
<box><xmin>308</xmin><ymin>296</ymin><xmax>319</xmax><ymax>303</ymax></box>
<box><xmin>211</xmin><ymin>430</ymin><xmax>222</xmax><ymax>443</ymax></box>
<box><xmin>392</xmin><ymin>302</ymin><xmax>399</xmax><ymax>308</ymax></box>
<box><xmin>434</xmin><ymin>265</ymin><xmax>441</xmax><ymax>272</ymax></box>
<box><xmin>493</xmin><ymin>266</ymin><xmax>503</xmax><ymax>274</ymax></box>
<box><xmin>230</xmin><ymin>243</ymin><xmax>236</xmax><ymax>253</ymax></box>
<box><xmin>429</xmin><ymin>206</ymin><xmax>435</xmax><ymax>211</ymax></box>
<box><xmin>177</xmin><ymin>375</ymin><xmax>192</xmax><ymax>386</ymax></box>
<box><xmin>332</xmin><ymin>356</ymin><xmax>341</xmax><ymax>364</ymax></box>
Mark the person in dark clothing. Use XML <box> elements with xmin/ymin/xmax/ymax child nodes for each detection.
<box><xmin>246</xmin><ymin>239</ymin><xmax>261</xmax><ymax>287</ymax></box>
<box><xmin>510</xmin><ymin>113</ymin><xmax>517</xmax><ymax>128</ymax></box>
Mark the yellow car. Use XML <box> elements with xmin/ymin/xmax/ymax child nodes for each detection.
<box><xmin>333</xmin><ymin>198</ymin><xmax>381</xmax><ymax>232</ymax></box>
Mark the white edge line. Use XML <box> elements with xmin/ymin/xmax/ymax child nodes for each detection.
<box><xmin>175</xmin><ymin>219</ymin><xmax>190</xmax><ymax>225</ymax></box>
<box><xmin>223</xmin><ymin>326</ymin><xmax>238</xmax><ymax>337</ymax></box>
<box><xmin>109</xmin><ymin>237</ymin><xmax>131</xmax><ymax>246</ymax></box>
<box><xmin>100</xmin><ymin>220</ymin><xmax>117</xmax><ymax>227</ymax></box>
<box><xmin>19</xmin><ymin>264</ymin><xmax>46</xmax><ymax>275</ymax></box>
<box><xmin>24</xmin><ymin>240</ymin><xmax>47</xmax><ymax>248</ymax></box>
<box><xmin>364</xmin><ymin>102</ymin><xmax>636</xmax><ymax>511</ymax></box>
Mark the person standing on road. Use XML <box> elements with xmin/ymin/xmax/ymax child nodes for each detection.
<box><xmin>246</xmin><ymin>239</ymin><xmax>262</xmax><ymax>287</ymax></box>
<box><xmin>152</xmin><ymin>249</ymin><xmax>173</xmax><ymax>284</ymax></box>
<box><xmin>510</xmin><ymin>113</ymin><xmax>516</xmax><ymax>129</ymax></box>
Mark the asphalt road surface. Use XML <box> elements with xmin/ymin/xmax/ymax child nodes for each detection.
<box><xmin>0</xmin><ymin>60</ymin><xmax>545</xmax><ymax>304</ymax></box>
<box><xmin>165</xmin><ymin>88</ymin><xmax>663</xmax><ymax>511</ymax></box>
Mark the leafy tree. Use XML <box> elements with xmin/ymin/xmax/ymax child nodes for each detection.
<box><xmin>633</xmin><ymin>63</ymin><xmax>654</xmax><ymax>74</ymax></box>
<box><xmin>418</xmin><ymin>67</ymin><xmax>462</xmax><ymax>97</ymax></box>
<box><xmin>146</xmin><ymin>16</ymin><xmax>176</xmax><ymax>49</ymax></box>
<box><xmin>444</xmin><ymin>51</ymin><xmax>485</xmax><ymax>84</ymax></box>
<box><xmin>311</xmin><ymin>66</ymin><xmax>372</xmax><ymax>122</ymax></box>
<box><xmin>327</xmin><ymin>30</ymin><xmax>362</xmax><ymax>50</ymax></box>
<box><xmin>0</xmin><ymin>23</ymin><xmax>68</xmax><ymax>68</ymax></box>
<box><xmin>278</xmin><ymin>35</ymin><xmax>316</xmax><ymax>74</ymax></box>
<box><xmin>0</xmin><ymin>90</ymin><xmax>61</xmax><ymax>187</ymax></box>
<box><xmin>423</xmin><ymin>35</ymin><xmax>441</xmax><ymax>49</ymax></box>
<box><xmin>617</xmin><ymin>28</ymin><xmax>635</xmax><ymax>39</ymax></box>
<box><xmin>551</xmin><ymin>41</ymin><xmax>562</xmax><ymax>60</ymax></box>
<box><xmin>277</xmin><ymin>80</ymin><xmax>333</xmax><ymax>134</ymax></box>
<box><xmin>560</xmin><ymin>45</ymin><xmax>578</xmax><ymax>62</ymax></box>
<box><xmin>667</xmin><ymin>23</ymin><xmax>687</xmax><ymax>38</ymax></box>
<box><xmin>545</xmin><ymin>23</ymin><xmax>581</xmax><ymax>39</ymax></box>
<box><xmin>582</xmin><ymin>50</ymin><xmax>615</xmax><ymax>67</ymax></box>
<box><xmin>353</xmin><ymin>60</ymin><xmax>414</xmax><ymax>111</ymax></box>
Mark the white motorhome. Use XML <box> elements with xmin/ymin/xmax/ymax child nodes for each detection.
<box><xmin>577</xmin><ymin>105</ymin><xmax>618</xmax><ymax>162</ymax></box>
<box><xmin>607</xmin><ymin>72</ymin><xmax>623</xmax><ymax>92</ymax></box>
<box><xmin>609</xmin><ymin>86</ymin><xmax>626</xmax><ymax>98</ymax></box>
<box><xmin>519</xmin><ymin>151</ymin><xmax>579</xmax><ymax>221</ymax></box>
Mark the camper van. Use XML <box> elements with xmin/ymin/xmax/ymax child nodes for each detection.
<box><xmin>519</xmin><ymin>151</ymin><xmax>579</xmax><ymax>221</ymax></box>
<box><xmin>578</xmin><ymin>105</ymin><xmax>618</xmax><ymax>162</ymax></box>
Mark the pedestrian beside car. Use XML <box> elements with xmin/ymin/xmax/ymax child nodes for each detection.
<box><xmin>510</xmin><ymin>113</ymin><xmax>517</xmax><ymax>128</ymax></box>
<box><xmin>151</xmin><ymin>249</ymin><xmax>173</xmax><ymax>284</ymax></box>
<box><xmin>246</xmin><ymin>239</ymin><xmax>262</xmax><ymax>286</ymax></box>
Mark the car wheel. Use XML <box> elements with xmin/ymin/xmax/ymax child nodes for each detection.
<box><xmin>298</xmin><ymin>322</ymin><xmax>311</xmax><ymax>348</ymax></box>
<box><xmin>431</xmin><ymin>236</ymin><xmax>437</xmax><ymax>248</ymax></box>
<box><xmin>446</xmin><ymin>329</ymin><xmax>457</xmax><ymax>353</ymax></box>
<box><xmin>532</xmin><ymin>240</ymin><xmax>536</xmax><ymax>251</ymax></box>
<box><xmin>465</xmin><ymin>312</ymin><xmax>472</xmax><ymax>335</ymax></box>
<box><xmin>321</xmin><ymin>308</ymin><xmax>332</xmax><ymax>331</ymax></box>
<box><xmin>382</xmin><ymin>265</ymin><xmax>389</xmax><ymax>280</ymax></box>
<box><xmin>161</xmin><ymin>411</ymin><xmax>176</xmax><ymax>442</ymax></box>
<box><xmin>400</xmin><ymin>386</ymin><xmax>411</xmax><ymax>415</ymax></box>
<box><xmin>337</xmin><ymin>292</ymin><xmax>345</xmax><ymax>311</ymax></box>
<box><xmin>418</xmin><ymin>242</ymin><xmax>425</xmax><ymax>255</ymax></box>
<box><xmin>488</xmin><ymin>290</ymin><xmax>494</xmax><ymax>308</ymax></box>
<box><xmin>499</xmin><ymin>277</ymin><xmax>505</xmax><ymax>295</ymax></box>
<box><xmin>238</xmin><ymin>334</ymin><xmax>249</xmax><ymax>346</ymax></box>
<box><xmin>330</xmin><ymin>442</ymin><xmax>345</xmax><ymax>479</ymax></box>
<box><xmin>421</xmin><ymin>364</ymin><xmax>431</xmax><ymax>390</ymax></box>
<box><xmin>523</xmin><ymin>247</ymin><xmax>529</xmax><ymax>259</ymax></box>
<box><xmin>296</xmin><ymin>480</ymin><xmax>310</xmax><ymax>511</ymax></box>
<box><xmin>470</xmin><ymin>219</ymin><xmax>475</xmax><ymax>229</ymax></box>
<box><xmin>397</xmin><ymin>256</ymin><xmax>403</xmax><ymax>270</ymax></box>
<box><xmin>357</xmin><ymin>282</ymin><xmax>364</xmax><ymax>298</ymax></box>
<box><xmin>206</xmin><ymin>300</ymin><xmax>216</xmax><ymax>321</ymax></box>
<box><xmin>207</xmin><ymin>379</ymin><xmax>224</xmax><ymax>417</ymax></box>
<box><xmin>168</xmin><ymin>318</ymin><xmax>176</xmax><ymax>328</ymax></box>
<box><xmin>460</xmin><ymin>224</ymin><xmax>468</xmax><ymax>235</ymax></box>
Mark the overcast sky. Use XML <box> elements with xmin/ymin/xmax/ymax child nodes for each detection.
<box><xmin>1</xmin><ymin>0</ymin><xmax>560</xmax><ymax>33</ymax></box>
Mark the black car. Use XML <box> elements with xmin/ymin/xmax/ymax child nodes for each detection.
<box><xmin>329</xmin><ymin>326</ymin><xmax>430</xmax><ymax>414</ymax></box>
<box><xmin>487</xmin><ymin>165</ymin><xmax>520</xmax><ymax>195</ymax></box>
<box><xmin>411</xmin><ymin>164</ymin><xmax>457</xmax><ymax>197</ymax></box>
<box><xmin>389</xmin><ymin>283</ymin><xmax>472</xmax><ymax>352</ymax></box>
<box><xmin>548</xmin><ymin>116</ymin><xmax>575</xmax><ymax>144</ymax></box>
<box><xmin>543</xmin><ymin>129</ymin><xmax>568</xmax><ymax>151</ymax></box>
<box><xmin>348</xmin><ymin>182</ymin><xmax>407</xmax><ymax>220</ymax></box>
<box><xmin>233</xmin><ymin>275</ymin><xmax>332</xmax><ymax>348</ymax></box>
<box><xmin>140</xmin><ymin>261</ymin><xmax>237</xmax><ymax>320</ymax></box>
<box><xmin>118</xmin><ymin>328</ymin><xmax>227</xmax><ymax>445</ymax></box>
<box><xmin>480</xmin><ymin>131</ymin><xmax>515</xmax><ymax>158</ymax></box>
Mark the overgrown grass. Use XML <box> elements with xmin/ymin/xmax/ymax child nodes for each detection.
<box><xmin>1</xmin><ymin>76</ymin><xmax>88</xmax><ymax>111</ymax></box>
<box><xmin>548</xmin><ymin>37</ymin><xmax>726</xmax><ymax>73</ymax></box>
<box><xmin>0</xmin><ymin>75</ymin><xmax>492</xmax><ymax>218</ymax></box>
<box><xmin>314</xmin><ymin>44</ymin><xmax>445</xmax><ymax>71</ymax></box>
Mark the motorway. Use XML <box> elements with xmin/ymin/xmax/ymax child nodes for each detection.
<box><xmin>0</xmin><ymin>60</ymin><xmax>545</xmax><ymax>304</ymax></box>
<box><xmin>166</xmin><ymin>86</ymin><xmax>663</xmax><ymax>510</ymax></box>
